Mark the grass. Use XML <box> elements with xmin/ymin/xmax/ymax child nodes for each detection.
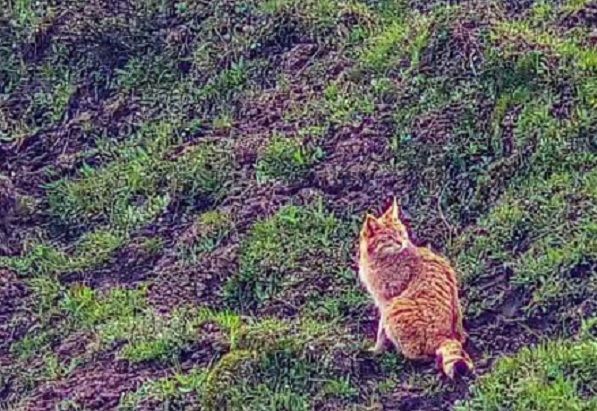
<box><xmin>455</xmin><ymin>339</ymin><xmax>597</xmax><ymax>411</ymax></box>
<box><xmin>223</xmin><ymin>201</ymin><xmax>354</xmax><ymax>312</ymax></box>
<box><xmin>359</xmin><ymin>11</ymin><xmax>431</xmax><ymax>75</ymax></box>
<box><xmin>47</xmin><ymin>127</ymin><xmax>232</xmax><ymax>232</ymax></box>
<box><xmin>121</xmin><ymin>314</ymin><xmax>386</xmax><ymax>410</ymax></box>
<box><xmin>198</xmin><ymin>317</ymin><xmax>371</xmax><ymax>410</ymax></box>
<box><xmin>1</xmin><ymin>0</ymin><xmax>596</xmax><ymax>409</ymax></box>
<box><xmin>0</xmin><ymin>228</ymin><xmax>125</xmax><ymax>277</ymax></box>
<box><xmin>256</xmin><ymin>135</ymin><xmax>324</xmax><ymax>183</ymax></box>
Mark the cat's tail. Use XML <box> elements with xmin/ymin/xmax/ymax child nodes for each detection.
<box><xmin>435</xmin><ymin>339</ymin><xmax>474</xmax><ymax>379</ymax></box>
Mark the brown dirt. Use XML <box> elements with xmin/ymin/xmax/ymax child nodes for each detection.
<box><xmin>25</xmin><ymin>351</ymin><xmax>166</xmax><ymax>411</ymax></box>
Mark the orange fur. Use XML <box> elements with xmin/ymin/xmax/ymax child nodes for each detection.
<box><xmin>358</xmin><ymin>198</ymin><xmax>473</xmax><ymax>379</ymax></box>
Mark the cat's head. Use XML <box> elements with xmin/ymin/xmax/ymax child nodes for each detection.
<box><xmin>360</xmin><ymin>197</ymin><xmax>410</xmax><ymax>256</ymax></box>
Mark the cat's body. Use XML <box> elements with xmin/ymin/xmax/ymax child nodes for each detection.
<box><xmin>358</xmin><ymin>199</ymin><xmax>473</xmax><ymax>379</ymax></box>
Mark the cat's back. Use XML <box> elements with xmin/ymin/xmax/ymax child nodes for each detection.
<box><xmin>402</xmin><ymin>245</ymin><xmax>459</xmax><ymax>299</ymax></box>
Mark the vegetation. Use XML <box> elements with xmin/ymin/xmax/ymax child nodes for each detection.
<box><xmin>1</xmin><ymin>0</ymin><xmax>595</xmax><ymax>410</ymax></box>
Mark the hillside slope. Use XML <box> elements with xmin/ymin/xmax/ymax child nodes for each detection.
<box><xmin>1</xmin><ymin>1</ymin><xmax>596</xmax><ymax>410</ymax></box>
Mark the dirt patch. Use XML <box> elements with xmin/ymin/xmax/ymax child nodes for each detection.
<box><xmin>148</xmin><ymin>242</ymin><xmax>240</xmax><ymax>314</ymax></box>
<box><xmin>312</xmin><ymin>114</ymin><xmax>401</xmax><ymax>201</ymax></box>
<box><xmin>25</xmin><ymin>350</ymin><xmax>166</xmax><ymax>411</ymax></box>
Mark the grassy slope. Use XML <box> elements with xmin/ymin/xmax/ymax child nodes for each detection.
<box><xmin>0</xmin><ymin>0</ymin><xmax>596</xmax><ymax>410</ymax></box>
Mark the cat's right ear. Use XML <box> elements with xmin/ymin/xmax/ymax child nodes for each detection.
<box><xmin>363</xmin><ymin>214</ymin><xmax>382</xmax><ymax>236</ymax></box>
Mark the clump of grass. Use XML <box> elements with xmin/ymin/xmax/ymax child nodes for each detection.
<box><xmin>322</xmin><ymin>81</ymin><xmax>375</xmax><ymax>124</ymax></box>
<box><xmin>3</xmin><ymin>0</ymin><xmax>48</xmax><ymax>33</ymax></box>
<box><xmin>223</xmin><ymin>201</ymin><xmax>351</xmax><ymax>312</ymax></box>
<box><xmin>60</xmin><ymin>284</ymin><xmax>146</xmax><ymax>329</ymax></box>
<box><xmin>455</xmin><ymin>340</ymin><xmax>597</xmax><ymax>411</ymax></box>
<box><xmin>0</xmin><ymin>65</ymin><xmax>75</xmax><ymax>142</ymax></box>
<box><xmin>359</xmin><ymin>12</ymin><xmax>430</xmax><ymax>74</ymax></box>
<box><xmin>47</xmin><ymin>125</ymin><xmax>232</xmax><ymax>232</ymax></box>
<box><xmin>120</xmin><ymin>368</ymin><xmax>208</xmax><ymax>410</ymax></box>
<box><xmin>257</xmin><ymin>0</ymin><xmax>368</xmax><ymax>44</ymax></box>
<box><xmin>1</xmin><ymin>228</ymin><xmax>125</xmax><ymax>277</ymax></box>
<box><xmin>122</xmin><ymin>316</ymin><xmax>358</xmax><ymax>410</ymax></box>
<box><xmin>455</xmin><ymin>164</ymin><xmax>595</xmax><ymax>319</ymax></box>
<box><xmin>256</xmin><ymin>136</ymin><xmax>323</xmax><ymax>183</ymax></box>
<box><xmin>59</xmin><ymin>285</ymin><xmax>184</xmax><ymax>363</ymax></box>
<box><xmin>11</xmin><ymin>332</ymin><xmax>51</xmax><ymax>360</ymax></box>
<box><xmin>59</xmin><ymin>286</ymin><xmax>244</xmax><ymax>365</ymax></box>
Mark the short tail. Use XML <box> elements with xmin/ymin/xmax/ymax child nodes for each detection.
<box><xmin>435</xmin><ymin>339</ymin><xmax>474</xmax><ymax>379</ymax></box>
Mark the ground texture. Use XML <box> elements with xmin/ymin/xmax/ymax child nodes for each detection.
<box><xmin>1</xmin><ymin>0</ymin><xmax>596</xmax><ymax>410</ymax></box>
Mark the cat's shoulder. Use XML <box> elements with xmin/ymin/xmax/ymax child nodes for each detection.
<box><xmin>415</xmin><ymin>244</ymin><xmax>452</xmax><ymax>265</ymax></box>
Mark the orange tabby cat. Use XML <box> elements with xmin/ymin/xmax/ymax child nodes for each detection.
<box><xmin>358</xmin><ymin>198</ymin><xmax>473</xmax><ymax>379</ymax></box>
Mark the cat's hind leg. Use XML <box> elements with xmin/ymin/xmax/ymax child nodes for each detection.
<box><xmin>383</xmin><ymin>296</ymin><xmax>427</xmax><ymax>360</ymax></box>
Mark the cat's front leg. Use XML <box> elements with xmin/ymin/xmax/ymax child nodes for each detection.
<box><xmin>369</xmin><ymin>317</ymin><xmax>389</xmax><ymax>354</ymax></box>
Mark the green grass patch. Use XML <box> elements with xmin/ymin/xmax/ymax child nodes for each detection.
<box><xmin>455</xmin><ymin>340</ymin><xmax>597</xmax><ymax>411</ymax></box>
<box><xmin>455</xmin><ymin>161</ymin><xmax>596</xmax><ymax>318</ymax></box>
<box><xmin>359</xmin><ymin>12</ymin><xmax>431</xmax><ymax>74</ymax></box>
<box><xmin>119</xmin><ymin>368</ymin><xmax>208</xmax><ymax>410</ymax></box>
<box><xmin>1</xmin><ymin>228</ymin><xmax>125</xmax><ymax>277</ymax></box>
<box><xmin>58</xmin><ymin>285</ymin><xmax>205</xmax><ymax>363</ymax></box>
<box><xmin>120</xmin><ymin>315</ymin><xmax>383</xmax><ymax>410</ymax></box>
<box><xmin>256</xmin><ymin>135</ymin><xmax>324</xmax><ymax>183</ymax></box>
<box><xmin>223</xmin><ymin>201</ymin><xmax>353</xmax><ymax>312</ymax></box>
<box><xmin>200</xmin><ymin>318</ymin><xmax>366</xmax><ymax>410</ymax></box>
<box><xmin>177</xmin><ymin>210</ymin><xmax>233</xmax><ymax>265</ymax></box>
<box><xmin>47</xmin><ymin>123</ymin><xmax>232</xmax><ymax>231</ymax></box>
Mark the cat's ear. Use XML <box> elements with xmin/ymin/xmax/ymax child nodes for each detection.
<box><xmin>363</xmin><ymin>214</ymin><xmax>383</xmax><ymax>236</ymax></box>
<box><xmin>381</xmin><ymin>197</ymin><xmax>400</xmax><ymax>223</ymax></box>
